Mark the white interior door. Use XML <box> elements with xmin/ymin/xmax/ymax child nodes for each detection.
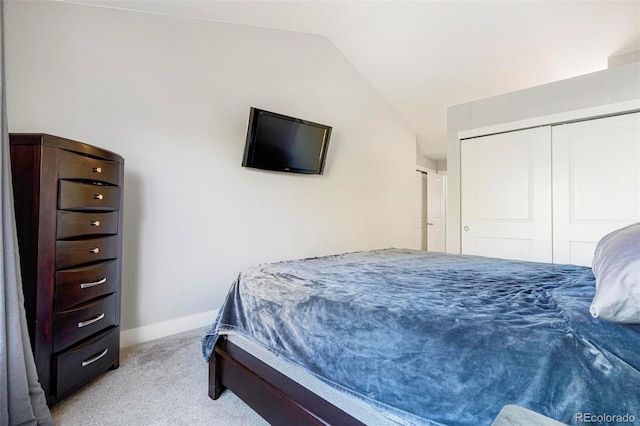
<box><xmin>552</xmin><ymin>112</ymin><xmax>640</xmax><ymax>266</ymax></box>
<box><xmin>416</xmin><ymin>171</ymin><xmax>428</xmax><ymax>250</ymax></box>
<box><xmin>461</xmin><ymin>127</ymin><xmax>552</xmax><ymax>262</ymax></box>
<box><xmin>427</xmin><ymin>173</ymin><xmax>446</xmax><ymax>252</ymax></box>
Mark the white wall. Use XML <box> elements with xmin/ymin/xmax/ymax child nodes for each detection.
<box><xmin>5</xmin><ymin>1</ymin><xmax>417</xmax><ymax>335</ymax></box>
<box><xmin>416</xmin><ymin>154</ymin><xmax>438</xmax><ymax>172</ymax></box>
<box><xmin>446</xmin><ymin>62</ymin><xmax>640</xmax><ymax>254</ymax></box>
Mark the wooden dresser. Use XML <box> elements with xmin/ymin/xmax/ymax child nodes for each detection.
<box><xmin>9</xmin><ymin>133</ymin><xmax>124</xmax><ymax>405</ymax></box>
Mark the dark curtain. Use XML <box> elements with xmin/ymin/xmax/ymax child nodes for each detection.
<box><xmin>0</xmin><ymin>0</ymin><xmax>53</xmax><ymax>424</ymax></box>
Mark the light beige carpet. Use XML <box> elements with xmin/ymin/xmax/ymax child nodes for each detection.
<box><xmin>51</xmin><ymin>327</ymin><xmax>268</xmax><ymax>426</ymax></box>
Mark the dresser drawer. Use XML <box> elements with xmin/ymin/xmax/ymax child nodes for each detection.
<box><xmin>59</xmin><ymin>149</ymin><xmax>121</xmax><ymax>186</ymax></box>
<box><xmin>55</xmin><ymin>325</ymin><xmax>119</xmax><ymax>399</ymax></box>
<box><xmin>58</xmin><ymin>180</ymin><xmax>121</xmax><ymax>211</ymax></box>
<box><xmin>53</xmin><ymin>294</ymin><xmax>116</xmax><ymax>352</ymax></box>
<box><xmin>56</xmin><ymin>236</ymin><xmax>118</xmax><ymax>270</ymax></box>
<box><xmin>57</xmin><ymin>211</ymin><xmax>118</xmax><ymax>239</ymax></box>
<box><xmin>55</xmin><ymin>260</ymin><xmax>119</xmax><ymax>311</ymax></box>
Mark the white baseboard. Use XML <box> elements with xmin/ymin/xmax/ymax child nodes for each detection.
<box><xmin>119</xmin><ymin>309</ymin><xmax>219</xmax><ymax>348</ymax></box>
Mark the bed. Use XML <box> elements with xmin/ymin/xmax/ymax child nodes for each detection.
<box><xmin>202</xmin><ymin>246</ymin><xmax>640</xmax><ymax>425</ymax></box>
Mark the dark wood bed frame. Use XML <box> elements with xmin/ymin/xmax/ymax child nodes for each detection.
<box><xmin>209</xmin><ymin>336</ymin><xmax>366</xmax><ymax>425</ymax></box>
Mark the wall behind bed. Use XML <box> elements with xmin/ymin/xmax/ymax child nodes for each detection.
<box><xmin>5</xmin><ymin>0</ymin><xmax>417</xmax><ymax>342</ymax></box>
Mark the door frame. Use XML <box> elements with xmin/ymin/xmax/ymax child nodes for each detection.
<box><xmin>416</xmin><ymin>167</ymin><xmax>447</xmax><ymax>252</ymax></box>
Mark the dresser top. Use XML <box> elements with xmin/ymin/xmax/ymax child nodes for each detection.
<box><xmin>9</xmin><ymin>133</ymin><xmax>124</xmax><ymax>164</ymax></box>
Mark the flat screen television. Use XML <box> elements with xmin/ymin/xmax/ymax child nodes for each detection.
<box><xmin>242</xmin><ymin>107</ymin><xmax>332</xmax><ymax>175</ymax></box>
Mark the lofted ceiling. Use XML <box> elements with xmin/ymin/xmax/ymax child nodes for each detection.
<box><xmin>60</xmin><ymin>0</ymin><xmax>640</xmax><ymax>161</ymax></box>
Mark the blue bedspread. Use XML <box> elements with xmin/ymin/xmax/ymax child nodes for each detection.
<box><xmin>202</xmin><ymin>249</ymin><xmax>640</xmax><ymax>425</ymax></box>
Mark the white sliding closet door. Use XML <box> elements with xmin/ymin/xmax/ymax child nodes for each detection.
<box><xmin>552</xmin><ymin>112</ymin><xmax>640</xmax><ymax>266</ymax></box>
<box><xmin>461</xmin><ymin>127</ymin><xmax>552</xmax><ymax>262</ymax></box>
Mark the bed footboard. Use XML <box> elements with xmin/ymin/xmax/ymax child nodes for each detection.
<box><xmin>208</xmin><ymin>336</ymin><xmax>365</xmax><ymax>426</ymax></box>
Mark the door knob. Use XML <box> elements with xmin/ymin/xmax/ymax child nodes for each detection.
<box><xmin>464</xmin><ymin>226</ymin><xmax>469</xmax><ymax>231</ymax></box>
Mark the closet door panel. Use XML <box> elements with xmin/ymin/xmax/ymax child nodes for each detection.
<box><xmin>552</xmin><ymin>112</ymin><xmax>640</xmax><ymax>266</ymax></box>
<box><xmin>461</xmin><ymin>127</ymin><xmax>552</xmax><ymax>262</ymax></box>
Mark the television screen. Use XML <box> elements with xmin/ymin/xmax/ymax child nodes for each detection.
<box><xmin>242</xmin><ymin>108</ymin><xmax>332</xmax><ymax>175</ymax></box>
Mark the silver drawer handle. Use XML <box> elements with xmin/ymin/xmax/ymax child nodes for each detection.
<box><xmin>77</xmin><ymin>313</ymin><xmax>105</xmax><ymax>328</ymax></box>
<box><xmin>90</xmin><ymin>220</ymin><xmax>101</xmax><ymax>227</ymax></box>
<box><xmin>93</xmin><ymin>167</ymin><xmax>102</xmax><ymax>173</ymax></box>
<box><xmin>94</xmin><ymin>194</ymin><xmax>104</xmax><ymax>200</ymax></box>
<box><xmin>89</xmin><ymin>247</ymin><xmax>100</xmax><ymax>254</ymax></box>
<box><xmin>82</xmin><ymin>348</ymin><xmax>108</xmax><ymax>367</ymax></box>
<box><xmin>80</xmin><ymin>277</ymin><xmax>107</xmax><ymax>289</ymax></box>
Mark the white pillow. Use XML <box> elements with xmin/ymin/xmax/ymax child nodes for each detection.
<box><xmin>590</xmin><ymin>222</ymin><xmax>640</xmax><ymax>323</ymax></box>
